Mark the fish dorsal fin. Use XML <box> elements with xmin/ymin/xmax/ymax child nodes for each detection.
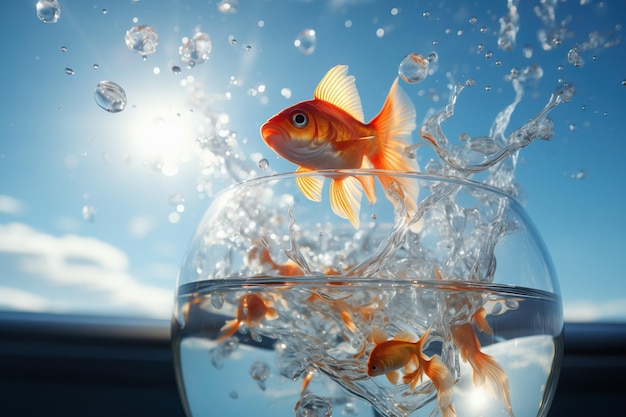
<box><xmin>371</xmin><ymin>327</ymin><xmax>388</xmax><ymax>344</ymax></box>
<box><xmin>314</xmin><ymin>65</ymin><xmax>365</xmax><ymax>123</ymax></box>
<box><xmin>393</xmin><ymin>331</ymin><xmax>416</xmax><ymax>342</ymax></box>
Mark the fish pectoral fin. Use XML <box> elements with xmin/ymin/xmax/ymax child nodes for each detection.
<box><xmin>295</xmin><ymin>168</ymin><xmax>324</xmax><ymax>202</ymax></box>
<box><xmin>386</xmin><ymin>370</ymin><xmax>400</xmax><ymax>385</ymax></box>
<box><xmin>314</xmin><ymin>65</ymin><xmax>365</xmax><ymax>123</ymax></box>
<box><xmin>216</xmin><ymin>319</ymin><xmax>240</xmax><ymax>344</ymax></box>
<box><xmin>329</xmin><ymin>176</ymin><xmax>363</xmax><ymax>229</ymax></box>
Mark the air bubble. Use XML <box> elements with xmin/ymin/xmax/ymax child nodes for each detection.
<box><xmin>294</xmin><ymin>394</ymin><xmax>332</xmax><ymax>417</ymax></box>
<box><xmin>65</xmin><ymin>68</ymin><xmax>74</xmax><ymax>75</ymax></box>
<box><xmin>125</xmin><ymin>25</ymin><xmax>158</xmax><ymax>56</ymax></box>
<box><xmin>60</xmin><ymin>46</ymin><xmax>67</xmax><ymax>52</ymax></box>
<box><xmin>92</xmin><ymin>64</ymin><xmax>99</xmax><ymax>70</ymax></box>
<box><xmin>427</xmin><ymin>53</ymin><xmax>437</xmax><ymax>62</ymax></box>
<box><xmin>36</xmin><ymin>0</ymin><xmax>61</xmax><ymax>23</ymax></box>
<box><xmin>422</xmin><ymin>11</ymin><xmax>430</xmax><ymax>18</ymax></box>
<box><xmin>398</xmin><ymin>53</ymin><xmax>429</xmax><ymax>84</ymax></box>
<box><xmin>249</xmin><ymin>361</ymin><xmax>270</xmax><ymax>390</ymax></box>
<box><xmin>94</xmin><ymin>81</ymin><xmax>127</xmax><ymax>113</ymax></box>
<box><xmin>258</xmin><ymin>158</ymin><xmax>269</xmax><ymax>169</ymax></box>
<box><xmin>294</xmin><ymin>29</ymin><xmax>316</xmax><ymax>55</ymax></box>
<box><xmin>172</xmin><ymin>65</ymin><xmax>181</xmax><ymax>74</ymax></box>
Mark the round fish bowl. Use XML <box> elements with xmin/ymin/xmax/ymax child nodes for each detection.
<box><xmin>172</xmin><ymin>170</ymin><xmax>562</xmax><ymax>417</ymax></box>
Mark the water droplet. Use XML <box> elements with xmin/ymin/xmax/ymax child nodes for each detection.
<box><xmin>294</xmin><ymin>29</ymin><xmax>316</xmax><ymax>55</ymax></box>
<box><xmin>568</xmin><ymin>123</ymin><xmax>577</xmax><ymax>131</ymax></box>
<box><xmin>60</xmin><ymin>46</ymin><xmax>67</xmax><ymax>53</ymax></box>
<box><xmin>125</xmin><ymin>25</ymin><xmax>159</xmax><ymax>55</ymax></box>
<box><xmin>295</xmin><ymin>394</ymin><xmax>332</xmax><ymax>417</ymax></box>
<box><xmin>218</xmin><ymin>0</ymin><xmax>238</xmax><ymax>14</ymax></box>
<box><xmin>280</xmin><ymin>87</ymin><xmax>292</xmax><ymax>99</ymax></box>
<box><xmin>522</xmin><ymin>44</ymin><xmax>534</xmax><ymax>59</ymax></box>
<box><xmin>427</xmin><ymin>52</ymin><xmax>437</xmax><ymax>63</ymax></box>
<box><xmin>390</xmin><ymin>7</ymin><xmax>398</xmax><ymax>16</ymax></box>
<box><xmin>480</xmin><ymin>26</ymin><xmax>488</xmax><ymax>33</ymax></box>
<box><xmin>476</xmin><ymin>43</ymin><xmax>485</xmax><ymax>53</ymax></box>
<box><xmin>258</xmin><ymin>158</ymin><xmax>269</xmax><ymax>169</ymax></box>
<box><xmin>171</xmin><ymin>65</ymin><xmax>181</xmax><ymax>74</ymax></box>
<box><xmin>92</xmin><ymin>64</ymin><xmax>99</xmax><ymax>70</ymax></box>
<box><xmin>82</xmin><ymin>205</ymin><xmax>96</xmax><ymax>222</ymax></box>
<box><xmin>485</xmin><ymin>85</ymin><xmax>491</xmax><ymax>91</ymax></box>
<box><xmin>102</xmin><ymin>8</ymin><xmax>108</xmax><ymax>15</ymax></box>
<box><xmin>94</xmin><ymin>81</ymin><xmax>127</xmax><ymax>113</ymax></box>
<box><xmin>229</xmin><ymin>391</ymin><xmax>238</xmax><ymax>399</ymax></box>
<box><xmin>36</xmin><ymin>0</ymin><xmax>61</xmax><ymax>23</ymax></box>
<box><xmin>571</xmin><ymin>170</ymin><xmax>586</xmax><ymax>180</ymax></box>
<box><xmin>581</xmin><ymin>105</ymin><xmax>588</xmax><ymax>110</ymax></box>
<box><xmin>465</xmin><ymin>78</ymin><xmax>475</xmax><ymax>87</ymax></box>
<box><xmin>371</xmin><ymin>214</ymin><xmax>377</xmax><ymax>220</ymax></box>
<box><xmin>485</xmin><ymin>51</ymin><xmax>493</xmax><ymax>58</ymax></box>
<box><xmin>245</xmin><ymin>45</ymin><xmax>252</xmax><ymax>52</ymax></box>
<box><xmin>505</xmin><ymin>298</ymin><xmax>519</xmax><ymax>310</ymax></box>
<box><xmin>622</xmin><ymin>79</ymin><xmax>626</xmax><ymax>86</ymax></box>
<box><xmin>422</xmin><ymin>11</ymin><xmax>430</xmax><ymax>18</ymax></box>
<box><xmin>398</xmin><ymin>53</ymin><xmax>429</xmax><ymax>84</ymax></box>
<box><xmin>65</xmin><ymin>68</ymin><xmax>74</xmax><ymax>75</ymax></box>
<box><xmin>179</xmin><ymin>32</ymin><xmax>212</xmax><ymax>68</ymax></box>
<box><xmin>567</xmin><ymin>45</ymin><xmax>584</xmax><ymax>67</ymax></box>
<box><xmin>469</xmin><ymin>17</ymin><xmax>478</xmax><ymax>24</ymax></box>
<box><xmin>228</xmin><ymin>35</ymin><xmax>238</xmax><ymax>45</ymax></box>
<box><xmin>495</xmin><ymin>60</ymin><xmax>502</xmax><ymax>66</ymax></box>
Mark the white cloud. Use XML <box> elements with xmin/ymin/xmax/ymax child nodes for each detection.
<box><xmin>0</xmin><ymin>195</ymin><xmax>24</xmax><ymax>215</ymax></box>
<box><xmin>0</xmin><ymin>287</ymin><xmax>48</xmax><ymax>311</ymax></box>
<box><xmin>563</xmin><ymin>299</ymin><xmax>626</xmax><ymax>322</ymax></box>
<box><xmin>0</xmin><ymin>222</ymin><xmax>174</xmax><ymax>318</ymax></box>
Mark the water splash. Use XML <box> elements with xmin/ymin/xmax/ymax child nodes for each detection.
<box><xmin>398</xmin><ymin>53</ymin><xmax>429</xmax><ymax>84</ymax></box>
<box><xmin>498</xmin><ymin>0</ymin><xmax>519</xmax><ymax>51</ymax></box>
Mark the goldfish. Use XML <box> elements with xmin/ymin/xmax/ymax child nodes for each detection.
<box><xmin>260</xmin><ymin>65</ymin><xmax>420</xmax><ymax>228</ymax></box>
<box><xmin>367</xmin><ymin>328</ymin><xmax>455</xmax><ymax>417</ymax></box>
<box><xmin>451</xmin><ymin>322</ymin><xmax>514</xmax><ymax>417</ymax></box>
<box><xmin>216</xmin><ymin>293</ymin><xmax>278</xmax><ymax>344</ymax></box>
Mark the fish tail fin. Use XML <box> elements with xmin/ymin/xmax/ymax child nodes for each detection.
<box><xmin>216</xmin><ymin>319</ymin><xmax>240</xmax><ymax>344</ymax></box>
<box><xmin>329</xmin><ymin>176</ymin><xmax>363</xmax><ymax>229</ymax></box>
<box><xmin>471</xmin><ymin>349</ymin><xmax>514</xmax><ymax>417</ymax></box>
<box><xmin>454</xmin><ymin>323</ymin><xmax>513</xmax><ymax>416</ymax></box>
<box><xmin>473</xmin><ymin>307</ymin><xmax>494</xmax><ymax>336</ymax></box>
<box><xmin>421</xmin><ymin>354</ymin><xmax>455</xmax><ymax>416</ymax></box>
<box><xmin>368</xmin><ymin>77</ymin><xmax>420</xmax><ymax>217</ymax></box>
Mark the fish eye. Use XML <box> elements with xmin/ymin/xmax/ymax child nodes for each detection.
<box><xmin>290</xmin><ymin>111</ymin><xmax>308</xmax><ymax>128</ymax></box>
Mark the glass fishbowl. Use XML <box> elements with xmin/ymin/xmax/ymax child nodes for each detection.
<box><xmin>172</xmin><ymin>170</ymin><xmax>562</xmax><ymax>417</ymax></box>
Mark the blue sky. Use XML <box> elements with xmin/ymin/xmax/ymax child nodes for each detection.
<box><xmin>0</xmin><ymin>0</ymin><xmax>624</xmax><ymax>321</ymax></box>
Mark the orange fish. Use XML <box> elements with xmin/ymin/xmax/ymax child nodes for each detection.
<box><xmin>451</xmin><ymin>322</ymin><xmax>513</xmax><ymax>417</ymax></box>
<box><xmin>367</xmin><ymin>328</ymin><xmax>455</xmax><ymax>417</ymax></box>
<box><xmin>260</xmin><ymin>65</ymin><xmax>420</xmax><ymax>228</ymax></box>
<box><xmin>216</xmin><ymin>293</ymin><xmax>278</xmax><ymax>344</ymax></box>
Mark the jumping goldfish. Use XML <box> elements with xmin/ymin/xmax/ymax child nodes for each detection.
<box><xmin>451</xmin><ymin>322</ymin><xmax>514</xmax><ymax>417</ymax></box>
<box><xmin>216</xmin><ymin>293</ymin><xmax>278</xmax><ymax>344</ymax></box>
<box><xmin>260</xmin><ymin>65</ymin><xmax>420</xmax><ymax>228</ymax></box>
<box><xmin>367</xmin><ymin>328</ymin><xmax>455</xmax><ymax>417</ymax></box>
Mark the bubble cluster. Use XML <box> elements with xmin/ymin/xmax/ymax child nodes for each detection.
<box><xmin>398</xmin><ymin>53</ymin><xmax>429</xmax><ymax>84</ymax></box>
<box><xmin>36</xmin><ymin>0</ymin><xmax>60</xmax><ymax>23</ymax></box>
<box><xmin>294</xmin><ymin>29</ymin><xmax>316</xmax><ymax>55</ymax></box>
<box><xmin>94</xmin><ymin>81</ymin><xmax>127</xmax><ymax>113</ymax></box>
<box><xmin>179</xmin><ymin>32</ymin><xmax>212</xmax><ymax>68</ymax></box>
<box><xmin>125</xmin><ymin>25</ymin><xmax>159</xmax><ymax>56</ymax></box>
